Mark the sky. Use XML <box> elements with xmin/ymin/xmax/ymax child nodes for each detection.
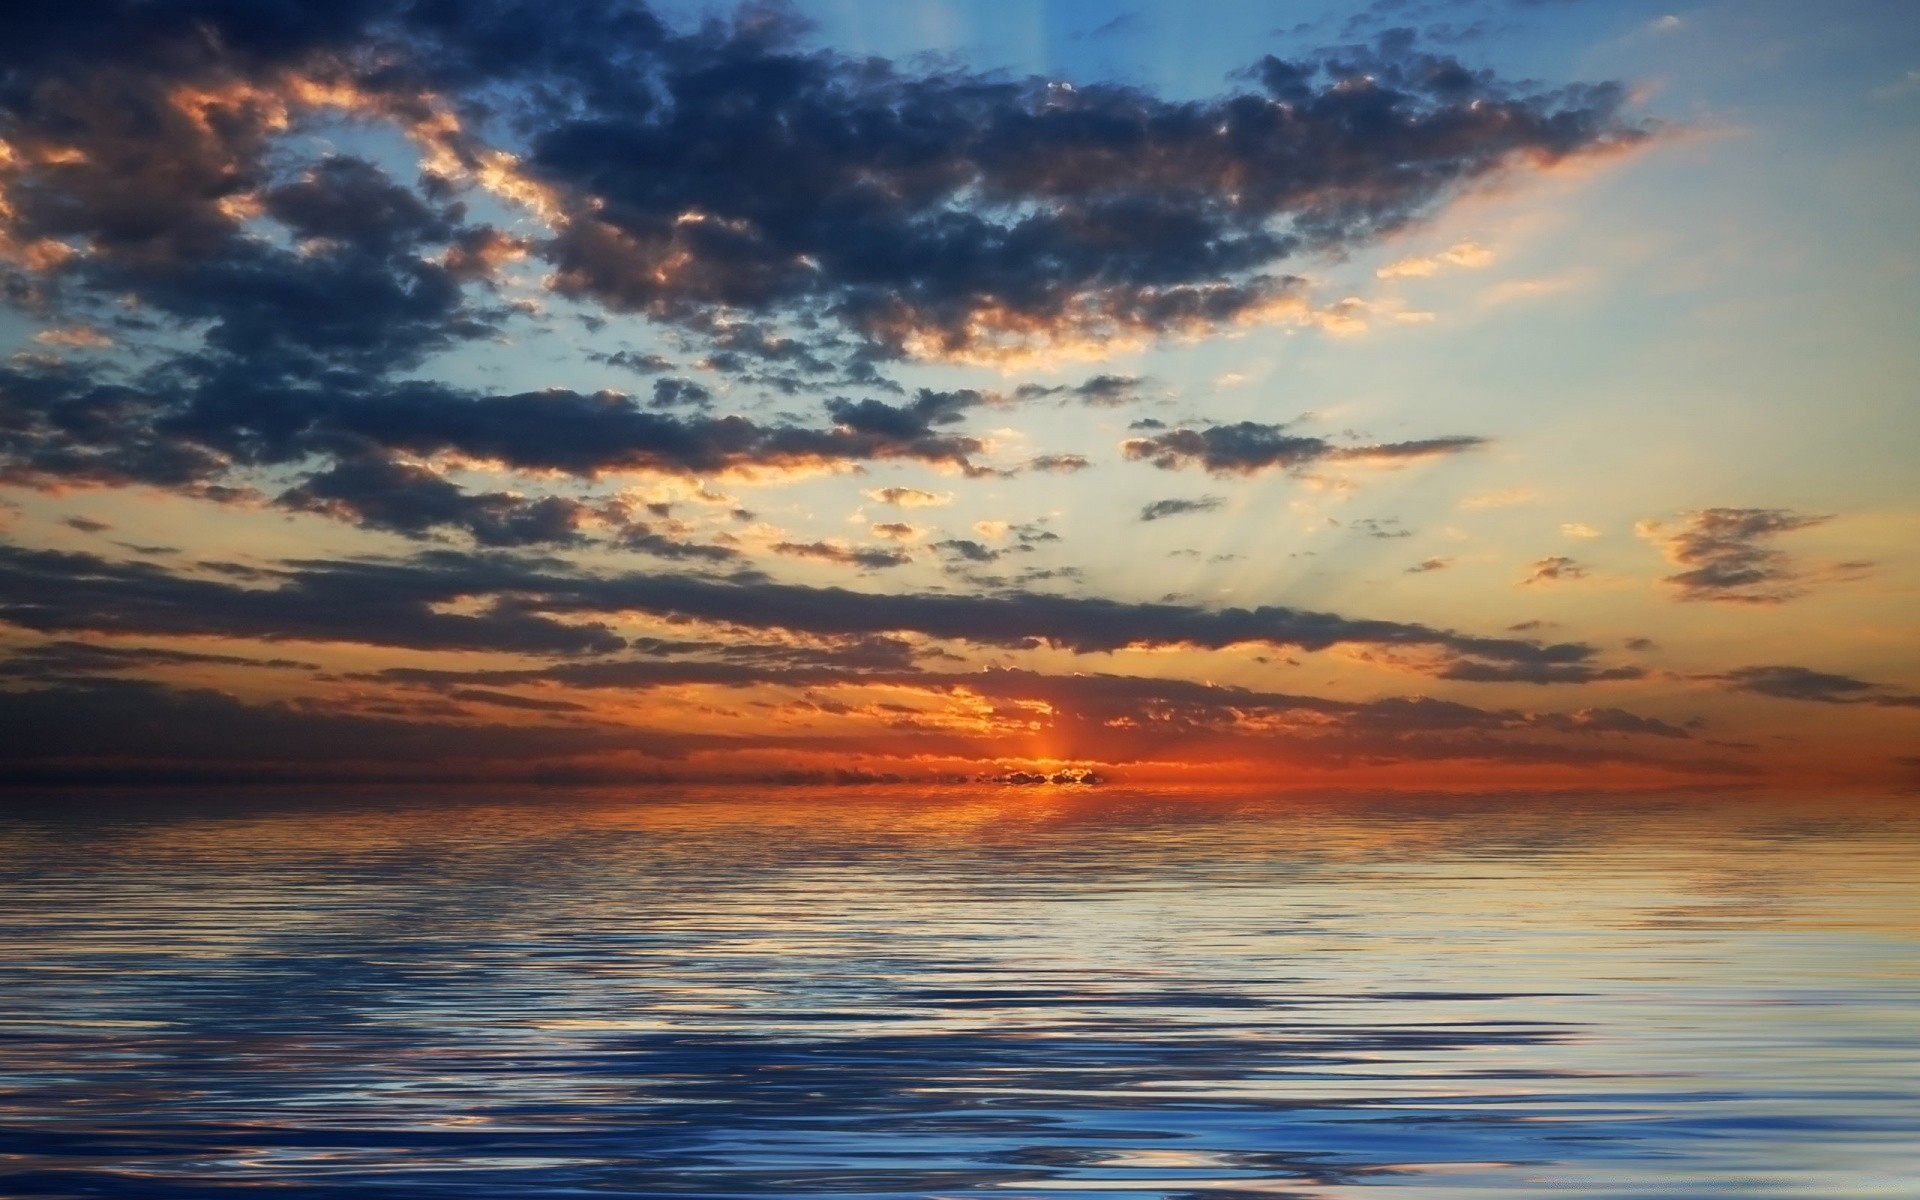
<box><xmin>0</xmin><ymin>0</ymin><xmax>1915</xmax><ymax>789</ymax></box>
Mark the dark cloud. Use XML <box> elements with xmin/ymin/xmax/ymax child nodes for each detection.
<box><xmin>1406</xmin><ymin>557</ymin><xmax>1451</xmax><ymax>573</ymax></box>
<box><xmin>277</xmin><ymin>452</ymin><xmax>594</xmax><ymax>547</ymax></box>
<box><xmin>0</xmin><ymin>544</ymin><xmax>1626</xmax><ymax>675</ymax></box>
<box><xmin>0</xmin><ymin>544</ymin><xmax>625</xmax><ymax>656</ymax></box>
<box><xmin>864</xmin><ymin>486</ymin><xmax>950</xmax><ymax>508</ymax></box>
<box><xmin>1708</xmin><ymin>665</ymin><xmax>1920</xmax><ymax>709</ymax></box>
<box><xmin>0</xmin><ymin>3</ymin><xmax>1639</xmax><ymax>557</ymax></box>
<box><xmin>516</xmin><ymin>21</ymin><xmax>1643</xmax><ymax>361</ymax></box>
<box><xmin>0</xmin><ymin>677</ymin><xmax>697</xmax><ymax>784</ymax></box>
<box><xmin>1014</xmin><ymin>375</ymin><xmax>1147</xmax><ymax>407</ymax></box>
<box><xmin>0</xmin><ymin>357</ymin><xmax>995</xmax><ymax>526</ymax></box>
<box><xmin>650</xmin><ymin>377</ymin><xmax>713</xmax><ymax>408</ymax></box>
<box><xmin>616</xmin><ymin>523</ymin><xmax>742</xmax><ymax>562</ymax></box>
<box><xmin>1123</xmin><ymin>420</ymin><xmax>1484</xmax><ymax>474</ymax></box>
<box><xmin>1140</xmin><ymin>495</ymin><xmax>1224</xmax><ymax>522</ymax></box>
<box><xmin>1522</xmin><ymin>555</ymin><xmax>1587</xmax><ymax>585</ymax></box>
<box><xmin>0</xmin><ymin>655</ymin><xmax>1733</xmax><ymax>783</ymax></box>
<box><xmin>262</xmin><ymin>156</ymin><xmax>453</xmax><ymax>256</ymax></box>
<box><xmin>0</xmin><ymin>2</ymin><xmax>1643</xmax><ymax>367</ymax></box>
<box><xmin>931</xmin><ymin>538</ymin><xmax>1000</xmax><ymax>563</ymax></box>
<box><xmin>1026</xmin><ymin>454</ymin><xmax>1092</xmax><ymax>474</ymax></box>
<box><xmin>592</xmin><ymin>349</ymin><xmax>676</xmax><ymax>374</ymax></box>
<box><xmin>360</xmin><ymin>660</ymin><xmax>1724</xmax><ymax>774</ymax></box>
<box><xmin>327</xmin><ymin>385</ymin><xmax>988</xmax><ymax>478</ymax></box>
<box><xmin>771</xmin><ymin>541</ymin><xmax>912</xmax><ymax>570</ymax></box>
<box><xmin>445</xmin><ymin>687</ymin><xmax>591</xmax><ymax>713</ymax></box>
<box><xmin>0</xmin><ymin>639</ymin><xmax>319</xmax><ymax>681</ymax></box>
<box><xmin>1636</xmin><ymin>508</ymin><xmax>1834</xmax><ymax>604</ymax></box>
<box><xmin>1527</xmin><ymin>706</ymin><xmax>1691</xmax><ymax>739</ymax></box>
<box><xmin>826</xmin><ymin>388</ymin><xmax>979</xmax><ymax>440</ymax></box>
<box><xmin>1434</xmin><ymin>659</ymin><xmax>1645</xmax><ymax>685</ymax></box>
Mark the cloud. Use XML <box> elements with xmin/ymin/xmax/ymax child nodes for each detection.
<box><xmin>1522</xmin><ymin>555</ymin><xmax>1588</xmax><ymax>585</ymax></box>
<box><xmin>0</xmin><ymin>655</ymin><xmax>1730</xmax><ymax>783</ymax></box>
<box><xmin>1434</xmin><ymin>660</ymin><xmax>1644</xmax><ymax>685</ymax></box>
<box><xmin>616</xmin><ymin>522</ymin><xmax>741</xmax><ymax>562</ymax></box>
<box><xmin>370</xmin><ymin>658</ymin><xmax>1712</xmax><ymax>765</ymax></box>
<box><xmin>932</xmin><ymin>538</ymin><xmax>1000</xmax><ymax>563</ymax></box>
<box><xmin>0</xmin><ymin>545</ymin><xmax>1627</xmax><ymax>676</ymax></box>
<box><xmin>1706</xmin><ymin>665</ymin><xmax>1920</xmax><ymax>709</ymax></box>
<box><xmin>1026</xmin><ymin>454</ymin><xmax>1092</xmax><ymax>474</ymax></box>
<box><xmin>649</xmin><ymin>378</ymin><xmax>713</xmax><ymax>409</ymax></box>
<box><xmin>0</xmin><ymin>356</ymin><xmax>1000</xmax><ymax>521</ymax></box>
<box><xmin>32</xmin><ymin>326</ymin><xmax>115</xmax><ymax>348</ymax></box>
<box><xmin>1014</xmin><ymin>375</ymin><xmax>1147</xmax><ymax>407</ymax></box>
<box><xmin>592</xmin><ymin>350</ymin><xmax>676</xmax><ymax>375</ymax></box>
<box><xmin>1353</xmin><ymin>517</ymin><xmax>1412</xmax><ymax>539</ymax></box>
<box><xmin>0</xmin><ymin>5</ymin><xmax>1647</xmax><ymax>570</ymax></box>
<box><xmin>1562</xmin><ymin>522</ymin><xmax>1601</xmax><ymax>538</ymax></box>
<box><xmin>1407</xmin><ymin>557</ymin><xmax>1452</xmax><ymax>573</ymax></box>
<box><xmin>1122</xmin><ymin>420</ymin><xmax>1483</xmax><ymax>475</ymax></box>
<box><xmin>0</xmin><ymin>678</ymin><xmax>699</xmax><ymax>784</ymax></box>
<box><xmin>518</xmin><ymin>28</ymin><xmax>1644</xmax><ymax>363</ymax></box>
<box><xmin>0</xmin><ymin>639</ymin><xmax>319</xmax><ymax>680</ymax></box>
<box><xmin>863</xmin><ymin>487</ymin><xmax>952</xmax><ymax>508</ymax></box>
<box><xmin>1140</xmin><ymin>496</ymin><xmax>1224</xmax><ymax>522</ymax></box>
<box><xmin>1375</xmin><ymin>240</ymin><xmax>1494</xmax><ymax>279</ymax></box>
<box><xmin>0</xmin><ymin>544</ymin><xmax>626</xmax><ymax>657</ymax></box>
<box><xmin>277</xmin><ymin>452</ymin><xmax>594</xmax><ymax>547</ymax></box>
<box><xmin>771</xmin><ymin>541</ymin><xmax>912</xmax><ymax>570</ymax></box>
<box><xmin>0</xmin><ymin>6</ymin><xmax>1644</xmax><ymax>370</ymax></box>
<box><xmin>1635</xmin><ymin>507</ymin><xmax>1833</xmax><ymax>603</ymax></box>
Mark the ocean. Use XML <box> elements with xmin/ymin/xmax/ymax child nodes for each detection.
<box><xmin>1</xmin><ymin>787</ymin><xmax>1915</xmax><ymax>1198</ymax></box>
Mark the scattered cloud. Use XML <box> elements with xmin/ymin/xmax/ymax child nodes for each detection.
<box><xmin>0</xmin><ymin>544</ymin><xmax>1626</xmax><ymax>673</ymax></box>
<box><xmin>1353</xmin><ymin>517</ymin><xmax>1413</xmax><ymax>539</ymax></box>
<box><xmin>771</xmin><ymin>541</ymin><xmax>912</xmax><ymax>570</ymax></box>
<box><xmin>1140</xmin><ymin>496</ymin><xmax>1225</xmax><ymax>522</ymax></box>
<box><xmin>1522</xmin><ymin>555</ymin><xmax>1589</xmax><ymax>585</ymax></box>
<box><xmin>1026</xmin><ymin>454</ymin><xmax>1093</xmax><ymax>474</ymax></box>
<box><xmin>1013</xmin><ymin>375</ymin><xmax>1148</xmax><ymax>407</ymax></box>
<box><xmin>32</xmin><ymin>326</ymin><xmax>115</xmax><ymax>349</ymax></box>
<box><xmin>1376</xmin><ymin>240</ymin><xmax>1494</xmax><ymax>279</ymax></box>
<box><xmin>1123</xmin><ymin>421</ymin><xmax>1483</xmax><ymax>475</ymax></box>
<box><xmin>864</xmin><ymin>487</ymin><xmax>953</xmax><ymax>508</ymax></box>
<box><xmin>1707</xmin><ymin>665</ymin><xmax>1920</xmax><ymax>709</ymax></box>
<box><xmin>1635</xmin><ymin>508</ymin><xmax>1834</xmax><ymax>603</ymax></box>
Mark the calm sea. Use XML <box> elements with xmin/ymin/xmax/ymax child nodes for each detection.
<box><xmin>1</xmin><ymin>788</ymin><xmax>1915</xmax><ymax>1198</ymax></box>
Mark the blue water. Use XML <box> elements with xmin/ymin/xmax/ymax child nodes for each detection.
<box><xmin>1</xmin><ymin>788</ymin><xmax>1915</xmax><ymax>1198</ymax></box>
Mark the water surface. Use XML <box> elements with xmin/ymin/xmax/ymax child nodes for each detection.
<box><xmin>1</xmin><ymin>787</ymin><xmax>1915</xmax><ymax>1197</ymax></box>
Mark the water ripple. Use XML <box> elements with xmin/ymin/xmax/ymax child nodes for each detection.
<box><xmin>1</xmin><ymin>788</ymin><xmax>1915</xmax><ymax>1197</ymax></box>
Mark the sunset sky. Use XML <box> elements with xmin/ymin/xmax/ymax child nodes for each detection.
<box><xmin>1</xmin><ymin>0</ymin><xmax>1915</xmax><ymax>787</ymax></box>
